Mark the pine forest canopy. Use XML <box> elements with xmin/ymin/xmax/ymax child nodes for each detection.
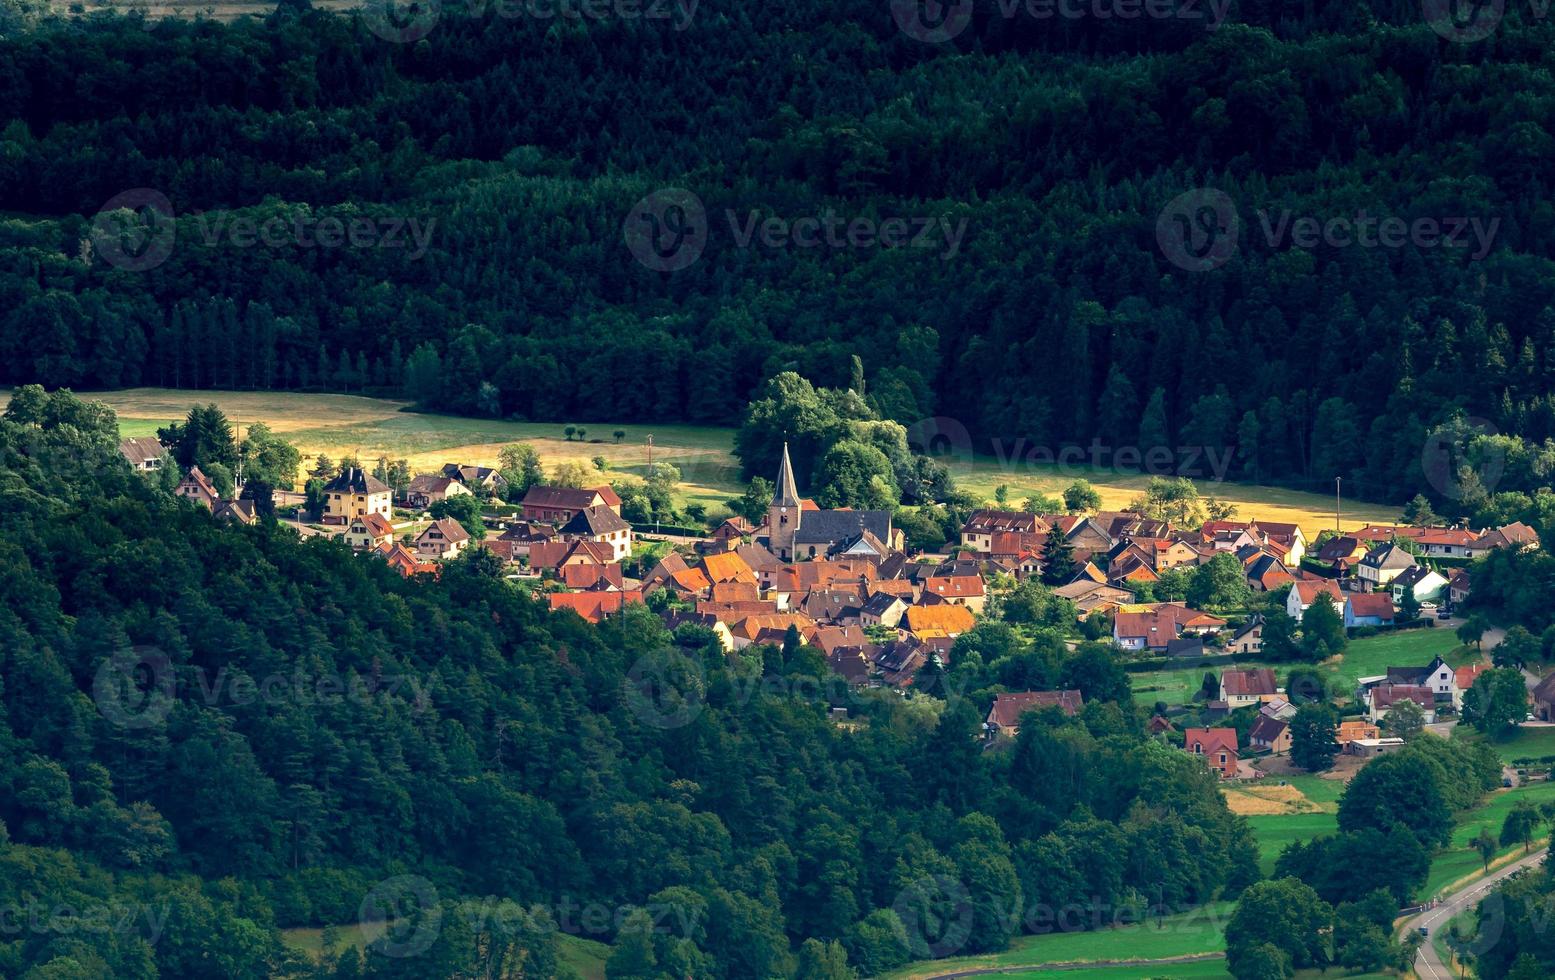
<box><xmin>3</xmin><ymin>2</ymin><xmax>1555</xmax><ymax>511</ymax></box>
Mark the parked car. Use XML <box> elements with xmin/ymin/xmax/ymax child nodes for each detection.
<box><xmin>1420</xmin><ymin>602</ymin><xmax>1438</xmax><ymax>614</ymax></box>
<box><xmin>1437</xmin><ymin>608</ymin><xmax>1452</xmax><ymax>620</ymax></box>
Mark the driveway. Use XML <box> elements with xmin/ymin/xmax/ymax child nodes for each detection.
<box><xmin>1404</xmin><ymin>846</ymin><xmax>1548</xmax><ymax>980</ymax></box>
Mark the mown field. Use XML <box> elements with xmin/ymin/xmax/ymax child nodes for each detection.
<box><xmin>30</xmin><ymin>387</ymin><xmax>1398</xmax><ymax>537</ymax></box>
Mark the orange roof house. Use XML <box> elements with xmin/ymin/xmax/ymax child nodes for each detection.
<box><xmin>548</xmin><ymin>590</ymin><xmax>642</xmax><ymax>623</ymax></box>
<box><xmin>702</xmin><ymin>551</ymin><xmax>757</xmax><ymax>585</ymax></box>
<box><xmin>903</xmin><ymin>603</ymin><xmax>976</xmax><ymax>636</ymax></box>
<box><xmin>1183</xmin><ymin>727</ymin><xmax>1239</xmax><ymax>778</ymax></box>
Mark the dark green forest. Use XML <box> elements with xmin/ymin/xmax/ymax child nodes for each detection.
<box><xmin>0</xmin><ymin>387</ymin><xmax>1256</xmax><ymax>976</ymax></box>
<box><xmin>6</xmin><ymin>1</ymin><xmax>1555</xmax><ymax>504</ymax></box>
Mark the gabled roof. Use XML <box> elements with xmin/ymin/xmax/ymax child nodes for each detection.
<box><xmin>548</xmin><ymin>590</ymin><xmax>642</xmax><ymax>623</ymax></box>
<box><xmin>861</xmin><ymin>592</ymin><xmax>906</xmax><ymax>616</ymax></box>
<box><xmin>118</xmin><ymin>436</ymin><xmax>166</xmax><ymax>466</ymax></box>
<box><xmin>1346</xmin><ymin>593</ymin><xmax>1395</xmax><ymax>620</ymax></box>
<box><xmin>903</xmin><ymin>603</ymin><xmax>975</xmax><ymax>635</ymax></box>
<box><xmin>1360</xmin><ymin>543</ymin><xmax>1416</xmax><ymax>571</ymax></box>
<box><xmin>351</xmin><ymin>512</ymin><xmax>396</xmax><ymax>537</ymax></box>
<box><xmin>702</xmin><ymin>551</ymin><xmax>757</xmax><ymax>585</ymax></box>
<box><xmin>1184</xmin><ymin>727</ymin><xmax>1238</xmax><ymax>756</ymax></box>
<box><xmin>418</xmin><ymin>517</ymin><xmax>470</xmax><ymax>545</ymax></box>
<box><xmin>923</xmin><ymin>575</ymin><xmax>984</xmax><ymax>599</ymax></box>
<box><xmin>522</xmin><ymin>485</ymin><xmax>616</xmax><ymax>510</ymax></box>
<box><xmin>180</xmin><ymin>465</ymin><xmax>218</xmax><ymax>497</ymax></box>
<box><xmin>1455</xmin><ymin>663</ymin><xmax>1489</xmax><ymax>691</ymax></box>
<box><xmin>324</xmin><ymin>468</ymin><xmax>390</xmax><ymax>495</ymax></box>
<box><xmin>561</xmin><ymin>504</ymin><xmax>630</xmax><ymax>536</ymax></box>
<box><xmin>1221</xmin><ymin>668</ymin><xmax>1278</xmax><ymax>697</ymax></box>
<box><xmin>1372</xmin><ymin>684</ymin><xmax>1432</xmax><ymax>710</ymax></box>
<box><xmin>1249</xmin><ymin>715</ymin><xmax>1289</xmax><ymax>745</ymax></box>
<box><xmin>1317</xmin><ymin>535</ymin><xmax>1364</xmax><ymax>561</ymax></box>
<box><xmin>1291</xmin><ymin>579</ymin><xmax>1344</xmax><ymax>606</ymax></box>
<box><xmin>794</xmin><ymin>510</ymin><xmax>893</xmax><ymax>546</ymax></box>
<box><xmin>986</xmin><ymin>690</ymin><xmax>1083</xmax><ymax>727</ymax></box>
<box><xmin>407</xmin><ymin>474</ymin><xmax>460</xmax><ymax>494</ymax></box>
<box><xmin>962</xmin><ymin>510</ymin><xmax>1047</xmax><ymax>535</ymax></box>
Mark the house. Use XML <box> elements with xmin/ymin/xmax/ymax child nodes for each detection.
<box><xmin>1148</xmin><ymin>714</ymin><xmax>1176</xmax><ymax>736</ymax></box>
<box><xmin>176</xmin><ymin>466</ymin><xmax>220</xmax><ymax>510</ymax></box>
<box><xmin>375</xmin><ymin>540</ymin><xmax>437</xmax><ymax>578</ymax></box>
<box><xmin>903</xmin><ymin>603</ymin><xmax>976</xmax><ymax>637</ymax></box>
<box><xmin>405</xmin><ymin>475</ymin><xmax>471</xmax><ymax>509</ymax></box>
<box><xmin>1113</xmin><ymin>604</ymin><xmax>1226</xmax><ymax>652</ymax></box>
<box><xmin>1355</xmin><ymin>543</ymin><xmax>1417</xmax><ymax>591</ymax></box>
<box><xmin>486</xmin><ymin>521</ymin><xmax>555</xmax><ymax>563</ymax></box>
<box><xmin>1244</xmin><ymin>551</ymin><xmax>1294</xmax><ymax>592</ymax></box>
<box><xmin>1228</xmin><ymin>614</ymin><xmax>1264</xmax><ymax>654</ymax></box>
<box><xmin>860</xmin><ymin>592</ymin><xmax>908</xmax><ymax>629</ymax></box>
<box><xmin>1184</xmin><ymin>728</ymin><xmax>1239</xmax><ymax>779</ymax></box>
<box><xmin>1220</xmin><ymin>668</ymin><xmax>1279</xmax><ymax>707</ymax></box>
<box><xmin>118</xmin><ymin>436</ymin><xmax>168</xmax><ymax>472</ymax></box>
<box><xmin>1447</xmin><ymin>568</ymin><xmax>1472</xmax><ymax>609</ymax></box>
<box><xmin>1392</xmin><ymin>656</ymin><xmax>1459</xmax><ymax>706</ymax></box>
<box><xmin>442</xmin><ymin>464</ymin><xmax>507</xmax><ymax>496</ymax></box>
<box><xmin>1369</xmin><ymin>684</ymin><xmax>1436</xmax><ymax>724</ymax></box>
<box><xmin>1052</xmin><ymin>580</ymin><xmax>1134</xmax><ymax>617</ymax></box>
<box><xmin>1259</xmin><ymin>697</ymin><xmax>1297</xmax><ymax>721</ymax></box>
<box><xmin>984</xmin><ymin>690</ymin><xmax>1084</xmax><ymax>737</ymax></box>
<box><xmin>1533</xmin><ymin>673</ymin><xmax>1555</xmax><ymax>722</ymax></box>
<box><xmin>961</xmin><ymin>510</ymin><xmax>1047</xmax><ymax>552</ymax></box>
<box><xmin>922</xmin><ymin>575</ymin><xmax>986</xmax><ymax>612</ymax></box>
<box><xmin>549</xmin><ymin>590</ymin><xmax>642</xmax><ymax>624</ymax></box>
<box><xmin>1480</xmin><ymin>521</ymin><xmax>1540</xmax><ymax>552</ymax></box>
<box><xmin>1287</xmin><ymin>579</ymin><xmax>1344</xmax><ymax>620</ymax></box>
<box><xmin>520</xmin><ymin>485</ymin><xmax>621</xmax><ymax>524</ymax></box>
<box><xmin>530</xmin><ymin>539</ymin><xmax>613</xmax><ymax>575</ymax></box>
<box><xmin>1348</xmin><ymin>737</ymin><xmax>1407</xmax><ymax>757</ymax></box>
<box><xmin>344</xmin><ymin>512</ymin><xmax>397</xmax><ymax>551</ymax></box>
<box><xmin>213</xmin><ymin>499</ymin><xmax>258</xmax><ymax>525</ymax></box>
<box><xmin>1344</xmin><ymin>593</ymin><xmax>1396</xmax><ymax>629</ymax></box>
<box><xmin>1454</xmin><ymin>663</ymin><xmax>1489</xmax><ymax>706</ymax></box>
<box><xmin>1315</xmin><ymin>535</ymin><xmax>1367</xmax><ymax>574</ymax></box>
<box><xmin>322</xmin><ymin>468</ymin><xmax>393</xmax><ymax>525</ymax></box>
<box><xmin>1390</xmin><ymin>565</ymin><xmax>1448</xmax><ymax>606</ymax></box>
<box><xmin>559</xmin><ymin>505</ymin><xmax>633</xmax><ymax>562</ymax></box>
<box><xmin>1249</xmin><ymin>715</ymin><xmax>1292</xmax><ymax>754</ymax></box>
<box><xmin>415</xmin><ymin>518</ymin><xmax>471</xmax><ymax>560</ymax></box>
<box><xmin>1336</xmin><ymin>720</ymin><xmax>1381</xmax><ymax>744</ymax></box>
<box><xmin>711</xmin><ymin>517</ymin><xmax>755</xmax><ymax>545</ymax></box>
<box><xmin>561</xmin><ymin>562</ymin><xmax>626</xmax><ymax>591</ymax></box>
<box><xmin>1414</xmin><ymin>527</ymin><xmax>1482</xmax><ymax>559</ymax></box>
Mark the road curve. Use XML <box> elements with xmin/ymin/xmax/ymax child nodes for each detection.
<box><xmin>1404</xmin><ymin>846</ymin><xmax>1548</xmax><ymax>980</ymax></box>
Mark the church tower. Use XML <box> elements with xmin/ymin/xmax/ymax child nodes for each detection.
<box><xmin>768</xmin><ymin>442</ymin><xmax>801</xmax><ymax>560</ymax></box>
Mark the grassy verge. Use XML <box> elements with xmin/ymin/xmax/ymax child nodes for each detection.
<box><xmin>881</xmin><ymin>903</ymin><xmax>1232</xmax><ymax>980</ymax></box>
<box><xmin>1421</xmin><ymin>781</ymin><xmax>1555</xmax><ymax>898</ymax></box>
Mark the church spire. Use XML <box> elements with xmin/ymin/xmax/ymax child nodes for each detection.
<box><xmin>774</xmin><ymin>441</ymin><xmax>800</xmax><ymax>505</ymax></box>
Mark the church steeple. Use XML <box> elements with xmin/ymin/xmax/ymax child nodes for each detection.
<box><xmin>774</xmin><ymin>441</ymin><xmax>800</xmax><ymax>506</ymax></box>
<box><xmin>768</xmin><ymin>441</ymin><xmax>801</xmax><ymax>560</ymax></box>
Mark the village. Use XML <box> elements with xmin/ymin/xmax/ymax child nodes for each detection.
<box><xmin>119</xmin><ymin>429</ymin><xmax>1551</xmax><ymax>780</ymax></box>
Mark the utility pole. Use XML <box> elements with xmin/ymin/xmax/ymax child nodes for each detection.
<box><xmin>648</xmin><ymin>434</ymin><xmax>657</xmax><ymax>537</ymax></box>
<box><xmin>1335</xmin><ymin>477</ymin><xmax>1341</xmax><ymax>533</ymax></box>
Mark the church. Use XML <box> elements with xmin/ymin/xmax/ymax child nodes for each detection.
<box><xmin>766</xmin><ymin>443</ymin><xmax>901</xmax><ymax>561</ymax></box>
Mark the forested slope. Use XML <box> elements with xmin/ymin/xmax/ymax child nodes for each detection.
<box><xmin>3</xmin><ymin>1</ymin><xmax>1554</xmax><ymax>503</ymax></box>
<box><xmin>0</xmin><ymin>387</ymin><xmax>1255</xmax><ymax>977</ymax></box>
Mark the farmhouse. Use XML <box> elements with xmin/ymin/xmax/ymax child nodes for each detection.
<box><xmin>1219</xmin><ymin>668</ymin><xmax>1279</xmax><ymax>707</ymax></box>
<box><xmin>405</xmin><ymin>475</ymin><xmax>471</xmax><ymax>509</ymax></box>
<box><xmin>559</xmin><ymin>504</ymin><xmax>633</xmax><ymax>562</ymax></box>
<box><xmin>1249</xmin><ymin>715</ymin><xmax>1291</xmax><ymax>754</ymax></box>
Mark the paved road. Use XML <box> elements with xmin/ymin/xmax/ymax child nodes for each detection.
<box><xmin>1405</xmin><ymin>846</ymin><xmax>1548</xmax><ymax>980</ymax></box>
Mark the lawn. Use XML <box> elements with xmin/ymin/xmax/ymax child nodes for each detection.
<box><xmin>1244</xmin><ymin>812</ymin><xmax>1340</xmax><ymax>875</ymax></box>
<box><xmin>1469</xmin><ymin>726</ymin><xmax>1555</xmax><ymax>765</ymax></box>
<box><xmin>1420</xmin><ymin>780</ymin><xmax>1555</xmax><ymax>898</ymax></box>
<box><xmin>1315</xmin><ymin>629</ymin><xmax>1476</xmax><ymax>695</ymax></box>
<box><xmin>882</xmin><ymin>903</ymin><xmax>1231</xmax><ymax>980</ymax></box>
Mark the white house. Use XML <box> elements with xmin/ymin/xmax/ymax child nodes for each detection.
<box><xmin>1390</xmin><ymin>565</ymin><xmax>1448</xmax><ymax>605</ymax></box>
<box><xmin>1287</xmin><ymin>579</ymin><xmax>1344</xmax><ymax>619</ymax></box>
